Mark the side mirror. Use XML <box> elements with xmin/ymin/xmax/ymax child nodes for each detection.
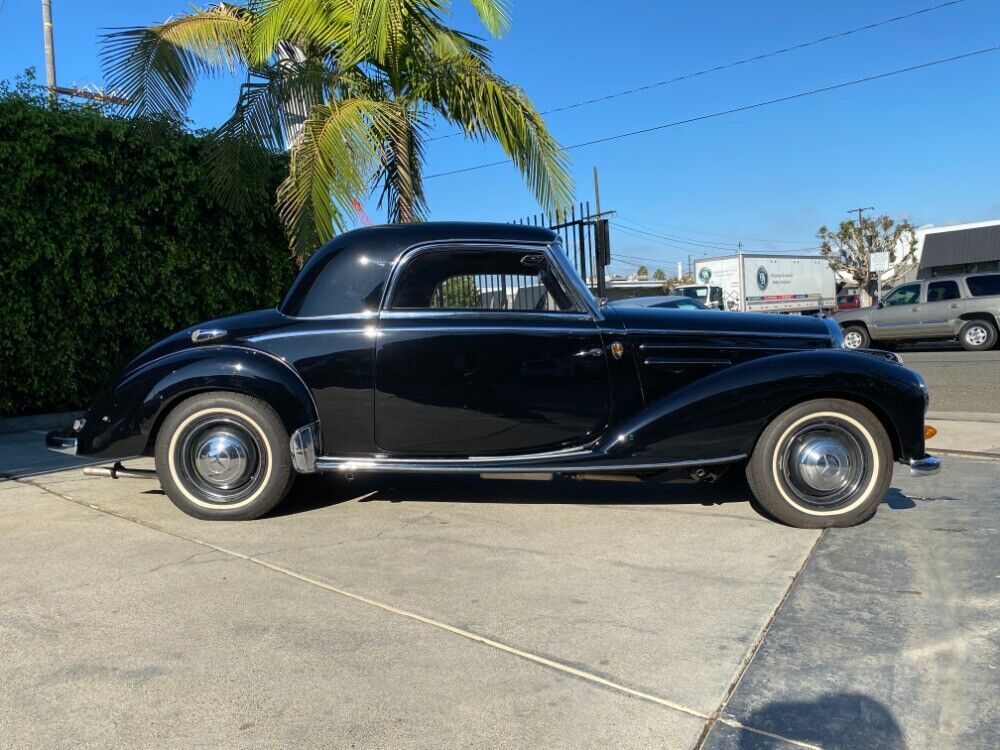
<box><xmin>876</xmin><ymin>301</ymin><xmax>885</xmax><ymax>309</ymax></box>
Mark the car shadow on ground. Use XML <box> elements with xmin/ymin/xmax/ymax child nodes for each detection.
<box><xmin>268</xmin><ymin>472</ymin><xmax>920</xmax><ymax>523</ymax></box>
<box><xmin>731</xmin><ymin>692</ymin><xmax>906</xmax><ymax>749</ymax></box>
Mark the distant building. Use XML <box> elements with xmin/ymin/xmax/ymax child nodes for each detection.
<box><xmin>916</xmin><ymin>219</ymin><xmax>1000</xmax><ymax>279</ymax></box>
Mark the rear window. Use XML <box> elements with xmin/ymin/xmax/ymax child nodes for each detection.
<box><xmin>966</xmin><ymin>274</ymin><xmax>1000</xmax><ymax>297</ymax></box>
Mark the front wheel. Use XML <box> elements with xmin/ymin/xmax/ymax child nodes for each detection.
<box><xmin>155</xmin><ymin>391</ymin><xmax>294</xmax><ymax>520</ymax></box>
<box><xmin>747</xmin><ymin>398</ymin><xmax>893</xmax><ymax>528</ymax></box>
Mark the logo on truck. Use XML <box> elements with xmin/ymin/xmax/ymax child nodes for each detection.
<box><xmin>698</xmin><ymin>267</ymin><xmax>712</xmax><ymax>283</ymax></box>
<box><xmin>756</xmin><ymin>266</ymin><xmax>769</xmax><ymax>291</ymax></box>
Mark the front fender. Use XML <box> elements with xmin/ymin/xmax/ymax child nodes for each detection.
<box><xmin>77</xmin><ymin>346</ymin><xmax>319</xmax><ymax>459</ymax></box>
<box><xmin>597</xmin><ymin>350</ymin><xmax>928</xmax><ymax>464</ymax></box>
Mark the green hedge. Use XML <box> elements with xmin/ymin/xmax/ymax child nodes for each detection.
<box><xmin>0</xmin><ymin>81</ymin><xmax>296</xmax><ymax>417</ymax></box>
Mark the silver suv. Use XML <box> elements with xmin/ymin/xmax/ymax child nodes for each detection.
<box><xmin>833</xmin><ymin>273</ymin><xmax>1000</xmax><ymax>351</ymax></box>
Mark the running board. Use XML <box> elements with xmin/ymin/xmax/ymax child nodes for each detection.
<box><xmin>314</xmin><ymin>454</ymin><xmax>746</xmax><ymax>474</ymax></box>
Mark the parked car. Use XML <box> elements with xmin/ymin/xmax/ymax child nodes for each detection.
<box><xmin>833</xmin><ymin>273</ymin><xmax>1000</xmax><ymax>351</ymax></box>
<box><xmin>610</xmin><ymin>295</ymin><xmax>710</xmax><ymax>310</ymax></box>
<box><xmin>48</xmin><ymin>223</ymin><xmax>939</xmax><ymax>528</ymax></box>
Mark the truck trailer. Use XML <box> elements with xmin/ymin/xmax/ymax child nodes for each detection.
<box><xmin>676</xmin><ymin>253</ymin><xmax>837</xmax><ymax>315</ymax></box>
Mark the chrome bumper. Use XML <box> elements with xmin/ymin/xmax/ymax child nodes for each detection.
<box><xmin>908</xmin><ymin>454</ymin><xmax>941</xmax><ymax>477</ymax></box>
<box><xmin>45</xmin><ymin>430</ymin><xmax>78</xmax><ymax>455</ymax></box>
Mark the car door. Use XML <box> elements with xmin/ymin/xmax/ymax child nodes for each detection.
<box><xmin>872</xmin><ymin>283</ymin><xmax>923</xmax><ymax>339</ymax></box>
<box><xmin>374</xmin><ymin>244</ymin><xmax>612</xmax><ymax>457</ymax></box>
<box><xmin>920</xmin><ymin>279</ymin><xmax>964</xmax><ymax>337</ymax></box>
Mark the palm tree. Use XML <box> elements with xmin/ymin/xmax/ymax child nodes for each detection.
<box><xmin>101</xmin><ymin>0</ymin><xmax>572</xmax><ymax>260</ymax></box>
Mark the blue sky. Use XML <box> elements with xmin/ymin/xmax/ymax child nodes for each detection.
<box><xmin>2</xmin><ymin>0</ymin><xmax>998</xmax><ymax>274</ymax></box>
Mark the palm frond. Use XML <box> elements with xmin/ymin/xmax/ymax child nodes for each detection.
<box><xmin>250</xmin><ymin>0</ymin><xmax>354</xmax><ymax>65</ymax></box>
<box><xmin>466</xmin><ymin>0</ymin><xmax>510</xmax><ymax>37</ymax></box>
<box><xmin>101</xmin><ymin>4</ymin><xmax>253</xmax><ymax>120</ymax></box>
<box><xmin>413</xmin><ymin>55</ymin><xmax>572</xmax><ymax>212</ymax></box>
<box><xmin>374</xmin><ymin>107</ymin><xmax>429</xmax><ymax>221</ymax></box>
<box><xmin>277</xmin><ymin>97</ymin><xmax>401</xmax><ymax>258</ymax></box>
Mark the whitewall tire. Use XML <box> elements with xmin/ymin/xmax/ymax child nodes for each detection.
<box><xmin>155</xmin><ymin>392</ymin><xmax>294</xmax><ymax>520</ymax></box>
<box><xmin>747</xmin><ymin>398</ymin><xmax>893</xmax><ymax>528</ymax></box>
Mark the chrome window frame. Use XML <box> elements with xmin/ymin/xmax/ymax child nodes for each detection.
<box><xmin>378</xmin><ymin>240</ymin><xmax>598</xmax><ymax>320</ymax></box>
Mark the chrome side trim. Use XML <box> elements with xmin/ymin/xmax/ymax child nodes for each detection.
<box><xmin>248</xmin><ymin>328</ymin><xmax>368</xmax><ymax>342</ymax></box>
<box><xmin>290</xmin><ymin>421</ymin><xmax>320</xmax><ymax>473</ymax></box>
<box><xmin>908</xmin><ymin>454</ymin><xmax>941</xmax><ymax>477</ymax></box>
<box><xmin>315</xmin><ymin>454</ymin><xmax>746</xmax><ymax>474</ymax></box>
<box><xmin>626</xmin><ymin>328</ymin><xmax>831</xmax><ymax>340</ymax></box>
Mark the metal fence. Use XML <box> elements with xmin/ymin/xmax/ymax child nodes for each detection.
<box><xmin>514</xmin><ymin>202</ymin><xmax>610</xmax><ymax>297</ymax></box>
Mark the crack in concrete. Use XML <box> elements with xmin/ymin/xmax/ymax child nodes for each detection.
<box><xmin>693</xmin><ymin>530</ymin><xmax>826</xmax><ymax>750</ymax></box>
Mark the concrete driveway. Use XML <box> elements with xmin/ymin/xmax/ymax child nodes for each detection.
<box><xmin>1</xmin><ymin>435</ymin><xmax>997</xmax><ymax>749</ymax></box>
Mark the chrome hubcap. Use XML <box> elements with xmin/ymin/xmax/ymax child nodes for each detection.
<box><xmin>781</xmin><ymin>422</ymin><xmax>867</xmax><ymax>507</ymax></box>
<box><xmin>193</xmin><ymin>431</ymin><xmax>251</xmax><ymax>489</ymax></box>
<box><xmin>178</xmin><ymin>416</ymin><xmax>264</xmax><ymax>504</ymax></box>
<box><xmin>843</xmin><ymin>331</ymin><xmax>863</xmax><ymax>349</ymax></box>
<box><xmin>965</xmin><ymin>326</ymin><xmax>988</xmax><ymax>346</ymax></box>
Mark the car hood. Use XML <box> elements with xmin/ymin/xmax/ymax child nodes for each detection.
<box><xmin>611</xmin><ymin>305</ymin><xmax>833</xmax><ymax>339</ymax></box>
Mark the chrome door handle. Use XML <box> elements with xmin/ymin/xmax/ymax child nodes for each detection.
<box><xmin>573</xmin><ymin>347</ymin><xmax>604</xmax><ymax>358</ymax></box>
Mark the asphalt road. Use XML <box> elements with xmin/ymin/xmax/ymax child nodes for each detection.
<box><xmin>2</xmin><ymin>433</ymin><xmax>998</xmax><ymax>749</ymax></box>
<box><xmin>896</xmin><ymin>346</ymin><xmax>1000</xmax><ymax>414</ymax></box>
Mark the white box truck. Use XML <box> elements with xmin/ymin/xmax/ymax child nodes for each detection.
<box><xmin>676</xmin><ymin>254</ymin><xmax>837</xmax><ymax>314</ymax></box>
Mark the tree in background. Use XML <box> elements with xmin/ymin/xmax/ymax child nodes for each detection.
<box><xmin>653</xmin><ymin>268</ymin><xmax>666</xmax><ymax>281</ymax></box>
<box><xmin>102</xmin><ymin>0</ymin><xmax>572</xmax><ymax>261</ymax></box>
<box><xmin>636</xmin><ymin>265</ymin><xmax>649</xmax><ymax>280</ymax></box>
<box><xmin>818</xmin><ymin>215</ymin><xmax>917</xmax><ymax>305</ymax></box>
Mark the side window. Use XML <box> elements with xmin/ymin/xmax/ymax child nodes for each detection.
<box><xmin>927</xmin><ymin>280</ymin><xmax>960</xmax><ymax>302</ymax></box>
<box><xmin>883</xmin><ymin>284</ymin><xmax>921</xmax><ymax>306</ymax></box>
<box><xmin>967</xmin><ymin>274</ymin><xmax>1000</xmax><ymax>297</ymax></box>
<box><xmin>390</xmin><ymin>249</ymin><xmax>579</xmax><ymax>312</ymax></box>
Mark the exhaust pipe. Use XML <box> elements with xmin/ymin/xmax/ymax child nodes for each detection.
<box><xmin>83</xmin><ymin>462</ymin><xmax>157</xmax><ymax>480</ymax></box>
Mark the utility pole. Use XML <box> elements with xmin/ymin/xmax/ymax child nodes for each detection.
<box><xmin>592</xmin><ymin>166</ymin><xmax>602</xmax><ymax>218</ymax></box>
<box><xmin>41</xmin><ymin>0</ymin><xmax>57</xmax><ymax>106</ymax></box>
<box><xmin>847</xmin><ymin>206</ymin><xmax>874</xmax><ymax>225</ymax></box>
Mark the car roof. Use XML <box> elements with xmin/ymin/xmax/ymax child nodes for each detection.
<box><xmin>322</xmin><ymin>222</ymin><xmax>556</xmax><ymax>260</ymax></box>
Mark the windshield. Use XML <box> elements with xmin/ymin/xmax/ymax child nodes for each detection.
<box><xmin>678</xmin><ymin>286</ymin><xmax>709</xmax><ymax>301</ymax></box>
<box><xmin>548</xmin><ymin>240</ymin><xmax>599</xmax><ymax>313</ymax></box>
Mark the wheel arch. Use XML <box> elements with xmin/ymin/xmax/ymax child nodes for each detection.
<box><xmin>76</xmin><ymin>346</ymin><xmax>319</xmax><ymax>459</ymax></box>
<box><xmin>958</xmin><ymin>311</ymin><xmax>999</xmax><ymax>327</ymax></box>
<box><xmin>755</xmin><ymin>390</ymin><xmax>902</xmax><ymax>462</ymax></box>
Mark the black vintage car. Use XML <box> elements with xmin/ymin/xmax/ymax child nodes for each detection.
<box><xmin>49</xmin><ymin>223</ymin><xmax>939</xmax><ymax>527</ymax></box>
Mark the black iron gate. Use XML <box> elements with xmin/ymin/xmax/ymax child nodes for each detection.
<box><xmin>514</xmin><ymin>202</ymin><xmax>610</xmax><ymax>297</ymax></box>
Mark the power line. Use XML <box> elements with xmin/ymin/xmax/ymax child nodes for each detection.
<box><xmin>614</xmin><ymin>217</ymin><xmax>739</xmax><ymax>250</ymax></box>
<box><xmin>426</xmin><ymin>0</ymin><xmax>969</xmax><ymax>143</ymax></box>
<box><xmin>616</xmin><ymin>214</ymin><xmax>815</xmax><ymax>245</ymax></box>
<box><xmin>426</xmin><ymin>45</ymin><xmax>1000</xmax><ymax>181</ymax></box>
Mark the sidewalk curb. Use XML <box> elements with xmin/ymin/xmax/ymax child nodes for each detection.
<box><xmin>0</xmin><ymin>410</ymin><xmax>83</xmax><ymax>435</ymax></box>
<box><xmin>927</xmin><ymin>411</ymin><xmax>1000</xmax><ymax>423</ymax></box>
<box><xmin>932</xmin><ymin>448</ymin><xmax>1000</xmax><ymax>462</ymax></box>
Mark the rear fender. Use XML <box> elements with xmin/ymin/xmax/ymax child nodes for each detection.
<box><xmin>77</xmin><ymin>346</ymin><xmax>318</xmax><ymax>459</ymax></box>
<box><xmin>596</xmin><ymin>350</ymin><xmax>928</xmax><ymax>464</ymax></box>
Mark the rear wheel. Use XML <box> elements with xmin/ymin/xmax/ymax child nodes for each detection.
<box><xmin>154</xmin><ymin>392</ymin><xmax>294</xmax><ymax>520</ymax></box>
<box><xmin>958</xmin><ymin>320</ymin><xmax>997</xmax><ymax>351</ymax></box>
<box><xmin>747</xmin><ymin>398</ymin><xmax>893</xmax><ymax>528</ymax></box>
<box><xmin>841</xmin><ymin>325</ymin><xmax>869</xmax><ymax>350</ymax></box>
